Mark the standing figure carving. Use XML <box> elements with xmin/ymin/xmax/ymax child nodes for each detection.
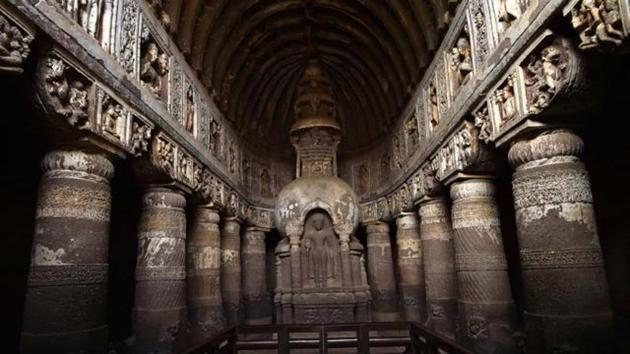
<box><xmin>302</xmin><ymin>211</ymin><xmax>339</xmax><ymax>288</ymax></box>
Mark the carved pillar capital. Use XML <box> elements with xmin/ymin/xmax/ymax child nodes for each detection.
<box><xmin>396</xmin><ymin>212</ymin><xmax>419</xmax><ymax>230</ymax></box>
<box><xmin>508</xmin><ymin>129</ymin><xmax>584</xmax><ymax>169</ymax></box>
<box><xmin>450</xmin><ymin>177</ymin><xmax>496</xmax><ymax>201</ymax></box>
<box><xmin>41</xmin><ymin>150</ymin><xmax>114</xmax><ymax>181</ymax></box>
<box><xmin>365</xmin><ymin>220</ymin><xmax>389</xmax><ymax>234</ymax></box>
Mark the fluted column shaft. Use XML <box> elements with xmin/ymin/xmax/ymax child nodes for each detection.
<box><xmin>395</xmin><ymin>213</ymin><xmax>426</xmax><ymax>322</ymax></box>
<box><xmin>134</xmin><ymin>187</ymin><xmax>187</xmax><ymax>354</ymax></box>
<box><xmin>187</xmin><ymin>206</ymin><xmax>226</xmax><ymax>345</ymax></box>
<box><xmin>221</xmin><ymin>217</ymin><xmax>242</xmax><ymax>327</ymax></box>
<box><xmin>450</xmin><ymin>179</ymin><xmax>517</xmax><ymax>353</ymax></box>
<box><xmin>418</xmin><ymin>197</ymin><xmax>458</xmax><ymax>338</ymax></box>
<box><xmin>365</xmin><ymin>222</ymin><xmax>400</xmax><ymax>322</ymax></box>
<box><xmin>242</xmin><ymin>227</ymin><xmax>272</xmax><ymax>325</ymax></box>
<box><xmin>508</xmin><ymin>130</ymin><xmax>614</xmax><ymax>353</ymax></box>
<box><xmin>21</xmin><ymin>150</ymin><xmax>113</xmax><ymax>354</ymax></box>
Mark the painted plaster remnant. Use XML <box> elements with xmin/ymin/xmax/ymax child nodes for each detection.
<box><xmin>518</xmin><ymin>202</ymin><xmax>596</xmax><ymax>231</ymax></box>
<box><xmin>221</xmin><ymin>249</ymin><xmax>239</xmax><ymax>265</ymax></box>
<box><xmin>33</xmin><ymin>244</ymin><xmax>68</xmax><ymax>265</ymax></box>
<box><xmin>188</xmin><ymin>247</ymin><xmax>221</xmax><ymax>269</ymax></box>
<box><xmin>139</xmin><ymin>237</ymin><xmax>178</xmax><ymax>266</ymax></box>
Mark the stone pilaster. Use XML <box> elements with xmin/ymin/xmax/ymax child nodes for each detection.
<box><xmin>395</xmin><ymin>212</ymin><xmax>426</xmax><ymax>322</ymax></box>
<box><xmin>418</xmin><ymin>197</ymin><xmax>458</xmax><ymax>339</ymax></box>
<box><xmin>242</xmin><ymin>227</ymin><xmax>272</xmax><ymax>325</ymax></box>
<box><xmin>187</xmin><ymin>206</ymin><xmax>226</xmax><ymax>346</ymax></box>
<box><xmin>21</xmin><ymin>150</ymin><xmax>113</xmax><ymax>354</ymax></box>
<box><xmin>508</xmin><ymin>130</ymin><xmax>614</xmax><ymax>353</ymax></box>
<box><xmin>450</xmin><ymin>178</ymin><xmax>517</xmax><ymax>353</ymax></box>
<box><xmin>221</xmin><ymin>217</ymin><xmax>242</xmax><ymax>327</ymax></box>
<box><xmin>365</xmin><ymin>221</ymin><xmax>400</xmax><ymax>322</ymax></box>
<box><xmin>133</xmin><ymin>187</ymin><xmax>187</xmax><ymax>354</ymax></box>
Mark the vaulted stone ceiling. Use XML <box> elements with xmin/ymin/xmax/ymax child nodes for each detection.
<box><xmin>163</xmin><ymin>0</ymin><xmax>455</xmax><ymax>157</ymax></box>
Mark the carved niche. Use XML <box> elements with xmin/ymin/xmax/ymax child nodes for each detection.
<box><xmin>427</xmin><ymin>81</ymin><xmax>440</xmax><ymax>132</ymax></box>
<box><xmin>139</xmin><ymin>36</ymin><xmax>169</xmax><ymax>100</ymax></box>
<box><xmin>448</xmin><ymin>25</ymin><xmax>474</xmax><ymax>93</ymax></box>
<box><xmin>495</xmin><ymin>0</ymin><xmax>528</xmax><ymax>33</ymax></box>
<box><xmin>210</xmin><ymin>115</ymin><xmax>223</xmax><ymax>160</ymax></box>
<box><xmin>146</xmin><ymin>0</ymin><xmax>171</xmax><ymax>31</ymax></box>
<box><xmin>301</xmin><ymin>211</ymin><xmax>341</xmax><ymax>289</ymax></box>
<box><xmin>260</xmin><ymin>167</ymin><xmax>273</xmax><ymax>199</ymax></box>
<box><xmin>184</xmin><ymin>84</ymin><xmax>196</xmax><ymax>134</ymax></box>
<box><xmin>0</xmin><ymin>11</ymin><xmax>34</xmax><ymax>74</ymax></box>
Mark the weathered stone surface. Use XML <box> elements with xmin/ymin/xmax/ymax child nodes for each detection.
<box><xmin>133</xmin><ymin>187</ymin><xmax>187</xmax><ymax>354</ymax></box>
<box><xmin>509</xmin><ymin>130</ymin><xmax>615</xmax><ymax>353</ymax></box>
<box><xmin>21</xmin><ymin>150</ymin><xmax>113</xmax><ymax>354</ymax></box>
<box><xmin>242</xmin><ymin>227</ymin><xmax>272</xmax><ymax>325</ymax></box>
<box><xmin>365</xmin><ymin>221</ymin><xmax>400</xmax><ymax>322</ymax></box>
<box><xmin>395</xmin><ymin>212</ymin><xmax>426</xmax><ymax>322</ymax></box>
<box><xmin>221</xmin><ymin>217</ymin><xmax>243</xmax><ymax>327</ymax></box>
<box><xmin>450</xmin><ymin>178</ymin><xmax>517</xmax><ymax>353</ymax></box>
<box><xmin>187</xmin><ymin>206</ymin><xmax>226</xmax><ymax>346</ymax></box>
<box><xmin>418</xmin><ymin>197</ymin><xmax>458</xmax><ymax>338</ymax></box>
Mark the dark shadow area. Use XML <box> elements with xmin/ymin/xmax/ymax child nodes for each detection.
<box><xmin>0</xmin><ymin>69</ymin><xmax>48</xmax><ymax>351</ymax></box>
<box><xmin>581</xmin><ymin>54</ymin><xmax>630</xmax><ymax>353</ymax></box>
<box><xmin>107</xmin><ymin>160</ymin><xmax>141</xmax><ymax>350</ymax></box>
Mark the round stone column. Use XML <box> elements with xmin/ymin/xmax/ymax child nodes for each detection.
<box><xmin>242</xmin><ymin>226</ymin><xmax>272</xmax><ymax>325</ymax></box>
<box><xmin>395</xmin><ymin>212</ymin><xmax>426</xmax><ymax>322</ymax></box>
<box><xmin>21</xmin><ymin>150</ymin><xmax>113</xmax><ymax>354</ymax></box>
<box><xmin>187</xmin><ymin>206</ymin><xmax>226</xmax><ymax>345</ymax></box>
<box><xmin>450</xmin><ymin>179</ymin><xmax>517</xmax><ymax>353</ymax></box>
<box><xmin>133</xmin><ymin>187</ymin><xmax>187</xmax><ymax>353</ymax></box>
<box><xmin>508</xmin><ymin>130</ymin><xmax>614</xmax><ymax>353</ymax></box>
<box><xmin>221</xmin><ymin>217</ymin><xmax>243</xmax><ymax>327</ymax></box>
<box><xmin>418</xmin><ymin>197</ymin><xmax>458</xmax><ymax>338</ymax></box>
<box><xmin>365</xmin><ymin>221</ymin><xmax>400</xmax><ymax>322</ymax></box>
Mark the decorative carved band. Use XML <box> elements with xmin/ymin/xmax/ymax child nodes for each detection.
<box><xmin>135</xmin><ymin>266</ymin><xmax>187</xmax><ymax>281</ymax></box>
<box><xmin>456</xmin><ymin>253</ymin><xmax>508</xmax><ymax>271</ymax></box>
<box><xmin>520</xmin><ymin>248</ymin><xmax>604</xmax><ymax>269</ymax></box>
<box><xmin>28</xmin><ymin>264</ymin><xmax>108</xmax><ymax>286</ymax></box>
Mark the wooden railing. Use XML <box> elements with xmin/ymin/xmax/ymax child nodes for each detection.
<box><xmin>187</xmin><ymin>322</ymin><xmax>472</xmax><ymax>354</ymax></box>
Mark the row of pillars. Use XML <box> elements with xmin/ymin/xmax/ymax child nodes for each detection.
<box><xmin>19</xmin><ymin>150</ymin><xmax>271</xmax><ymax>353</ymax></box>
<box><xmin>365</xmin><ymin>130</ymin><xmax>615</xmax><ymax>353</ymax></box>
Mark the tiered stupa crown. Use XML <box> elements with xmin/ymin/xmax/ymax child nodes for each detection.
<box><xmin>290</xmin><ymin>60</ymin><xmax>341</xmax><ymax>178</ymax></box>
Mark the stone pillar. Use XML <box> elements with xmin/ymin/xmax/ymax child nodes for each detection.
<box><xmin>450</xmin><ymin>178</ymin><xmax>517</xmax><ymax>353</ymax></box>
<box><xmin>508</xmin><ymin>130</ymin><xmax>614</xmax><ymax>353</ymax></box>
<box><xmin>395</xmin><ymin>212</ymin><xmax>426</xmax><ymax>322</ymax></box>
<box><xmin>21</xmin><ymin>150</ymin><xmax>113</xmax><ymax>354</ymax></box>
<box><xmin>365</xmin><ymin>221</ymin><xmax>400</xmax><ymax>322</ymax></box>
<box><xmin>187</xmin><ymin>206</ymin><xmax>226</xmax><ymax>345</ymax></box>
<box><xmin>242</xmin><ymin>227</ymin><xmax>272</xmax><ymax>325</ymax></box>
<box><xmin>221</xmin><ymin>217</ymin><xmax>242</xmax><ymax>327</ymax></box>
<box><xmin>418</xmin><ymin>197</ymin><xmax>458</xmax><ymax>338</ymax></box>
<box><xmin>339</xmin><ymin>233</ymin><xmax>353</xmax><ymax>287</ymax></box>
<box><xmin>133</xmin><ymin>187</ymin><xmax>187</xmax><ymax>354</ymax></box>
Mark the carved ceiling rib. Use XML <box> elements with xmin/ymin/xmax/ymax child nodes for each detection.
<box><xmin>162</xmin><ymin>0</ymin><xmax>453</xmax><ymax>156</ymax></box>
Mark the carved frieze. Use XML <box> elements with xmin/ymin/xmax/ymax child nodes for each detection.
<box><xmin>152</xmin><ymin>132</ymin><xmax>176</xmax><ymax>179</ymax></box>
<box><xmin>434</xmin><ymin>121</ymin><xmax>481</xmax><ymax>182</ymax></box>
<box><xmin>567</xmin><ymin>0</ymin><xmax>629</xmax><ymax>50</ymax></box>
<box><xmin>0</xmin><ymin>8</ymin><xmax>34</xmax><ymax>75</ymax></box>
<box><xmin>468</xmin><ymin>0</ymin><xmax>491</xmax><ymax>66</ymax></box>
<box><xmin>130</xmin><ymin>115</ymin><xmax>153</xmax><ymax>157</ymax></box>
<box><xmin>96</xmin><ymin>87</ymin><xmax>128</xmax><ymax>146</ymax></box>
<box><xmin>40</xmin><ymin>55</ymin><xmax>93</xmax><ymax>130</ymax></box>
<box><xmin>146</xmin><ymin>0</ymin><xmax>171</xmax><ymax>31</ymax></box>
<box><xmin>118</xmin><ymin>0</ymin><xmax>139</xmax><ymax>74</ymax></box>
<box><xmin>522</xmin><ymin>40</ymin><xmax>570</xmax><ymax>114</ymax></box>
<box><xmin>169</xmin><ymin>60</ymin><xmax>183</xmax><ymax>122</ymax></box>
